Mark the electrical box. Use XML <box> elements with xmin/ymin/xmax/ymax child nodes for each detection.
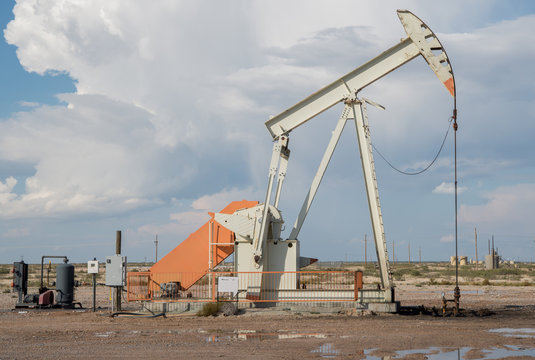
<box><xmin>87</xmin><ymin>260</ymin><xmax>99</xmax><ymax>274</ymax></box>
<box><xmin>105</xmin><ymin>255</ymin><xmax>127</xmax><ymax>286</ymax></box>
<box><xmin>12</xmin><ymin>261</ymin><xmax>28</xmax><ymax>295</ymax></box>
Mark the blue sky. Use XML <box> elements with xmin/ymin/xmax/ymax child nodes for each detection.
<box><xmin>1</xmin><ymin>0</ymin><xmax>534</xmax><ymax>264</ymax></box>
<box><xmin>0</xmin><ymin>0</ymin><xmax>74</xmax><ymax>118</ymax></box>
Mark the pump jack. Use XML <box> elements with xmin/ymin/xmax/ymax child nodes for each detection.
<box><xmin>150</xmin><ymin>10</ymin><xmax>455</xmax><ymax>309</ymax></box>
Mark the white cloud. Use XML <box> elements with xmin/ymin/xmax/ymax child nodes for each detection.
<box><xmin>440</xmin><ymin>235</ymin><xmax>454</xmax><ymax>243</ymax></box>
<box><xmin>137</xmin><ymin>215</ymin><xmax>207</xmax><ymax>240</ymax></box>
<box><xmin>0</xmin><ymin>176</ymin><xmax>17</xmax><ymax>192</ymax></box>
<box><xmin>136</xmin><ymin>187</ymin><xmax>261</xmax><ymax>241</ymax></box>
<box><xmin>18</xmin><ymin>101</ymin><xmax>40</xmax><ymax>108</ymax></box>
<box><xmin>1</xmin><ymin>1</ymin><xmax>534</xmax><ymax>265</ymax></box>
<box><xmin>0</xmin><ymin>94</ymin><xmax>199</xmax><ymax>217</ymax></box>
<box><xmin>1</xmin><ymin>227</ymin><xmax>30</xmax><ymax>238</ymax></box>
<box><xmin>1</xmin><ymin>1</ymin><xmax>273</xmax><ymax>220</ymax></box>
<box><xmin>169</xmin><ymin>211</ymin><xmax>209</xmax><ymax>225</ymax></box>
<box><xmin>432</xmin><ymin>182</ymin><xmax>467</xmax><ymax>195</ymax></box>
<box><xmin>192</xmin><ymin>187</ymin><xmax>261</xmax><ymax>211</ymax></box>
<box><xmin>460</xmin><ymin>183</ymin><xmax>535</xmax><ymax>229</ymax></box>
<box><xmin>0</xmin><ymin>177</ymin><xmax>17</xmax><ymax>204</ymax></box>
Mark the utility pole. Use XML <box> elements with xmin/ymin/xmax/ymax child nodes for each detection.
<box><xmin>492</xmin><ymin>235</ymin><xmax>495</xmax><ymax>269</ymax></box>
<box><xmin>419</xmin><ymin>246</ymin><xmax>421</xmax><ymax>264</ymax></box>
<box><xmin>154</xmin><ymin>234</ymin><xmax>158</xmax><ymax>263</ymax></box>
<box><xmin>364</xmin><ymin>234</ymin><xmax>367</xmax><ymax>266</ymax></box>
<box><xmin>474</xmin><ymin>228</ymin><xmax>478</xmax><ymax>271</ymax></box>
<box><xmin>408</xmin><ymin>242</ymin><xmax>411</xmax><ymax>265</ymax></box>
<box><xmin>392</xmin><ymin>238</ymin><xmax>395</xmax><ymax>266</ymax></box>
<box><xmin>115</xmin><ymin>230</ymin><xmax>122</xmax><ymax>312</ymax></box>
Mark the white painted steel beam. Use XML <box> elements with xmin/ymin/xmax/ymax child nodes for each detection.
<box><xmin>265</xmin><ymin>38</ymin><xmax>419</xmax><ymax>139</ymax></box>
<box><xmin>273</xmin><ymin>138</ymin><xmax>290</xmax><ymax>208</ymax></box>
<box><xmin>265</xmin><ymin>10</ymin><xmax>455</xmax><ymax>140</ymax></box>
<box><xmin>289</xmin><ymin>105</ymin><xmax>351</xmax><ymax>240</ymax></box>
<box><xmin>351</xmin><ymin>101</ymin><xmax>392</xmax><ymax>289</ymax></box>
<box><xmin>254</xmin><ymin>140</ymin><xmax>283</xmax><ymax>266</ymax></box>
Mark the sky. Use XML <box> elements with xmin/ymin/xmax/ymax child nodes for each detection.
<box><xmin>0</xmin><ymin>0</ymin><xmax>534</xmax><ymax>265</ymax></box>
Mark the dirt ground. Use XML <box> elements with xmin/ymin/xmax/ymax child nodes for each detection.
<box><xmin>1</xmin><ymin>284</ymin><xmax>534</xmax><ymax>359</ymax></box>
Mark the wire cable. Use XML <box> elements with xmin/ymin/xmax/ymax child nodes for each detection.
<box><xmin>371</xmin><ymin>116</ymin><xmax>453</xmax><ymax>176</ymax></box>
<box><xmin>110</xmin><ymin>312</ymin><xmax>166</xmax><ymax>318</ymax></box>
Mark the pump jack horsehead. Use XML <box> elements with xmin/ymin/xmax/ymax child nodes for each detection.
<box><xmin>151</xmin><ymin>10</ymin><xmax>455</xmax><ymax>308</ymax></box>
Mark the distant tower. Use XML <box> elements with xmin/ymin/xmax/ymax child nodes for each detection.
<box><xmin>154</xmin><ymin>234</ymin><xmax>158</xmax><ymax>263</ymax></box>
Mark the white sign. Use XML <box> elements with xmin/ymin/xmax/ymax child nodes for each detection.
<box><xmin>218</xmin><ymin>276</ymin><xmax>238</xmax><ymax>296</ymax></box>
<box><xmin>87</xmin><ymin>260</ymin><xmax>99</xmax><ymax>274</ymax></box>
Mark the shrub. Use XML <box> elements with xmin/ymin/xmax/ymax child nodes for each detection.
<box><xmin>393</xmin><ymin>273</ymin><xmax>404</xmax><ymax>281</ymax></box>
<box><xmin>410</xmin><ymin>270</ymin><xmax>421</xmax><ymax>277</ymax></box>
<box><xmin>197</xmin><ymin>302</ymin><xmax>221</xmax><ymax>317</ymax></box>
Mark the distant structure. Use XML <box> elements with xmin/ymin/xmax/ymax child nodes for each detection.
<box><xmin>485</xmin><ymin>252</ymin><xmax>500</xmax><ymax>269</ymax></box>
<box><xmin>450</xmin><ymin>256</ymin><xmax>468</xmax><ymax>266</ymax></box>
<box><xmin>485</xmin><ymin>236</ymin><xmax>500</xmax><ymax>270</ymax></box>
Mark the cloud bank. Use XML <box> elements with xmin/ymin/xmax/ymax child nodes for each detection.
<box><xmin>1</xmin><ymin>1</ymin><xmax>534</xmax><ymax>261</ymax></box>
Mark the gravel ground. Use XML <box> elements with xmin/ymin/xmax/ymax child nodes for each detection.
<box><xmin>1</xmin><ymin>284</ymin><xmax>534</xmax><ymax>359</ymax></box>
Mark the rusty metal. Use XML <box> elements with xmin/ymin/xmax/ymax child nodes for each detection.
<box><xmin>441</xmin><ymin>287</ymin><xmax>461</xmax><ymax>317</ymax></box>
<box><xmin>354</xmin><ymin>271</ymin><xmax>363</xmax><ymax>300</ymax></box>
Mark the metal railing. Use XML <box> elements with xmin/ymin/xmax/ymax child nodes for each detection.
<box><xmin>127</xmin><ymin>271</ymin><xmax>362</xmax><ymax>303</ymax></box>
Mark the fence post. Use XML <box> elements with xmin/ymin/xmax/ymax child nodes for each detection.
<box><xmin>212</xmin><ymin>273</ymin><xmax>216</xmax><ymax>302</ymax></box>
<box><xmin>354</xmin><ymin>271</ymin><xmax>363</xmax><ymax>300</ymax></box>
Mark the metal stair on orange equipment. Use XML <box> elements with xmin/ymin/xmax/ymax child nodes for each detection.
<box><xmin>149</xmin><ymin>200</ymin><xmax>258</xmax><ymax>290</ymax></box>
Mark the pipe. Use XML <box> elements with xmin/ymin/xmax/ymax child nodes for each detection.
<box><xmin>116</xmin><ymin>231</ymin><xmax>121</xmax><ymax>255</ymax></box>
<box><xmin>110</xmin><ymin>312</ymin><xmax>166</xmax><ymax>318</ymax></box>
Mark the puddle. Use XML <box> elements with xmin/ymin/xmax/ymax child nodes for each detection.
<box><xmin>206</xmin><ymin>330</ymin><xmax>327</xmax><ymax>342</ymax></box>
<box><xmin>202</xmin><ymin>329</ymin><xmax>535</xmax><ymax>359</ymax></box>
<box><xmin>311</xmin><ymin>343</ymin><xmax>340</xmax><ymax>358</ymax></box>
<box><xmin>477</xmin><ymin>345</ymin><xmax>535</xmax><ymax>359</ymax></box>
<box><xmin>95</xmin><ymin>329</ymin><xmax>190</xmax><ymax>338</ymax></box>
<box><xmin>489</xmin><ymin>328</ymin><xmax>535</xmax><ymax>338</ymax></box>
<box><xmin>363</xmin><ymin>346</ymin><xmax>535</xmax><ymax>359</ymax></box>
<box><xmin>95</xmin><ymin>331</ymin><xmax>114</xmax><ymax>338</ymax></box>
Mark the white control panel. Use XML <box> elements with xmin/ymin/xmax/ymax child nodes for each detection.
<box><xmin>87</xmin><ymin>260</ymin><xmax>99</xmax><ymax>274</ymax></box>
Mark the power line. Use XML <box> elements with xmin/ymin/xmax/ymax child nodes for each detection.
<box><xmin>371</xmin><ymin>116</ymin><xmax>453</xmax><ymax>176</ymax></box>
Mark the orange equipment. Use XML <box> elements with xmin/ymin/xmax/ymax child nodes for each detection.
<box><xmin>149</xmin><ymin>200</ymin><xmax>258</xmax><ymax>290</ymax></box>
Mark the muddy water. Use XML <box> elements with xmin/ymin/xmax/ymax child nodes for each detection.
<box><xmin>205</xmin><ymin>328</ymin><xmax>535</xmax><ymax>359</ymax></box>
<box><xmin>364</xmin><ymin>346</ymin><xmax>535</xmax><ymax>359</ymax></box>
